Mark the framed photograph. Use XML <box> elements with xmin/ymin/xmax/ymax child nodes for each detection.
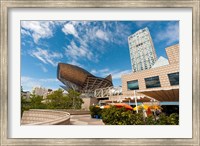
<box><xmin>1</xmin><ymin>0</ymin><xmax>199</xmax><ymax>145</ymax></box>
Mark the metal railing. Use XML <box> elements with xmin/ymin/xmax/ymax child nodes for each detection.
<box><xmin>94</xmin><ymin>86</ymin><xmax>122</xmax><ymax>98</ymax></box>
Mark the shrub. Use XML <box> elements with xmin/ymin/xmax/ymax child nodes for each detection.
<box><xmin>156</xmin><ymin>113</ymin><xmax>168</xmax><ymax>125</ymax></box>
<box><xmin>132</xmin><ymin>112</ymin><xmax>144</xmax><ymax>125</ymax></box>
<box><xmin>101</xmin><ymin>106</ymin><xmax>144</xmax><ymax>125</ymax></box>
<box><xmin>167</xmin><ymin>113</ymin><xmax>179</xmax><ymax>125</ymax></box>
<box><xmin>101</xmin><ymin>106</ymin><xmax>126</xmax><ymax>125</ymax></box>
<box><xmin>89</xmin><ymin>105</ymin><xmax>102</xmax><ymax>118</ymax></box>
<box><xmin>145</xmin><ymin>115</ymin><xmax>157</xmax><ymax>125</ymax></box>
<box><xmin>93</xmin><ymin>105</ymin><xmax>179</xmax><ymax>125</ymax></box>
<box><xmin>154</xmin><ymin>113</ymin><xmax>179</xmax><ymax>125</ymax></box>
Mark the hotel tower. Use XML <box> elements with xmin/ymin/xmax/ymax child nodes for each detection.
<box><xmin>128</xmin><ymin>27</ymin><xmax>157</xmax><ymax>72</ymax></box>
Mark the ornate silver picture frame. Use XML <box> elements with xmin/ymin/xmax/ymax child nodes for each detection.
<box><xmin>0</xmin><ymin>0</ymin><xmax>199</xmax><ymax>145</ymax></box>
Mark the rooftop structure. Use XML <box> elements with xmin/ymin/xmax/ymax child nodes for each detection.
<box><xmin>57</xmin><ymin>63</ymin><xmax>113</xmax><ymax>94</ymax></box>
<box><xmin>128</xmin><ymin>27</ymin><xmax>157</xmax><ymax>72</ymax></box>
<box><xmin>152</xmin><ymin>56</ymin><xmax>169</xmax><ymax>68</ymax></box>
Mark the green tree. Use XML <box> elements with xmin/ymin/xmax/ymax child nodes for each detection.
<box><xmin>67</xmin><ymin>89</ymin><xmax>83</xmax><ymax>109</ymax></box>
<box><xmin>21</xmin><ymin>86</ymin><xmax>31</xmax><ymax>116</ymax></box>
<box><xmin>46</xmin><ymin>89</ymin><xmax>66</xmax><ymax>109</ymax></box>
<box><xmin>46</xmin><ymin>89</ymin><xmax>83</xmax><ymax>109</ymax></box>
<box><xmin>30</xmin><ymin>94</ymin><xmax>46</xmax><ymax>109</ymax></box>
<box><xmin>21</xmin><ymin>95</ymin><xmax>31</xmax><ymax>117</ymax></box>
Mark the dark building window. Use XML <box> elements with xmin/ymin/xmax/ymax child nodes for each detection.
<box><xmin>168</xmin><ymin>72</ymin><xmax>179</xmax><ymax>86</ymax></box>
<box><xmin>145</xmin><ymin>76</ymin><xmax>161</xmax><ymax>88</ymax></box>
<box><xmin>127</xmin><ymin>80</ymin><xmax>139</xmax><ymax>90</ymax></box>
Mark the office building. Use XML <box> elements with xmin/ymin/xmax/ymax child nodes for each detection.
<box><xmin>128</xmin><ymin>27</ymin><xmax>157</xmax><ymax>72</ymax></box>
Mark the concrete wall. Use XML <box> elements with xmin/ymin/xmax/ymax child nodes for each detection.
<box><xmin>21</xmin><ymin>109</ymin><xmax>70</xmax><ymax>125</ymax></box>
<box><xmin>82</xmin><ymin>98</ymin><xmax>98</xmax><ymax>110</ymax></box>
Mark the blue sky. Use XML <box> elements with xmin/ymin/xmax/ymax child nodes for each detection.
<box><xmin>21</xmin><ymin>21</ymin><xmax>179</xmax><ymax>91</ymax></box>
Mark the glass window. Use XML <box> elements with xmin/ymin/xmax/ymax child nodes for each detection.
<box><xmin>127</xmin><ymin>80</ymin><xmax>139</xmax><ymax>90</ymax></box>
<box><xmin>145</xmin><ymin>76</ymin><xmax>161</xmax><ymax>88</ymax></box>
<box><xmin>168</xmin><ymin>72</ymin><xmax>179</xmax><ymax>86</ymax></box>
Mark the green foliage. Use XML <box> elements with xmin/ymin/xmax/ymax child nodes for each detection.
<box><xmin>46</xmin><ymin>89</ymin><xmax>66</xmax><ymax>109</ymax></box>
<box><xmin>21</xmin><ymin>88</ymin><xmax>84</xmax><ymax>116</ymax></box>
<box><xmin>46</xmin><ymin>89</ymin><xmax>83</xmax><ymax>109</ymax></box>
<box><xmin>156</xmin><ymin>113</ymin><xmax>168</xmax><ymax>125</ymax></box>
<box><xmin>101</xmin><ymin>106</ymin><xmax>144</xmax><ymax>125</ymax></box>
<box><xmin>167</xmin><ymin>113</ymin><xmax>179</xmax><ymax>125</ymax></box>
<box><xmin>89</xmin><ymin>105</ymin><xmax>102</xmax><ymax>118</ymax></box>
<box><xmin>133</xmin><ymin>112</ymin><xmax>144</xmax><ymax>125</ymax></box>
<box><xmin>145</xmin><ymin>115</ymin><xmax>157</xmax><ymax>125</ymax></box>
<box><xmin>21</xmin><ymin>96</ymin><xmax>31</xmax><ymax>117</ymax></box>
<box><xmin>146</xmin><ymin>113</ymin><xmax>179</xmax><ymax>125</ymax></box>
<box><xmin>67</xmin><ymin>90</ymin><xmax>83</xmax><ymax>109</ymax></box>
<box><xmin>21</xmin><ymin>94</ymin><xmax>46</xmax><ymax>116</ymax></box>
<box><xmin>30</xmin><ymin>94</ymin><xmax>46</xmax><ymax>109</ymax></box>
<box><xmin>100</xmin><ymin>106</ymin><xmax>179</xmax><ymax>125</ymax></box>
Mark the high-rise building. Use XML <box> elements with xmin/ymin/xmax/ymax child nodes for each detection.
<box><xmin>128</xmin><ymin>27</ymin><xmax>157</xmax><ymax>72</ymax></box>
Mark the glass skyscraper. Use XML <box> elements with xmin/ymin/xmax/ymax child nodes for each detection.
<box><xmin>128</xmin><ymin>27</ymin><xmax>157</xmax><ymax>72</ymax></box>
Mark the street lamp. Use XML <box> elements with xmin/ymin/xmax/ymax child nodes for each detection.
<box><xmin>134</xmin><ymin>90</ymin><xmax>138</xmax><ymax>113</ymax></box>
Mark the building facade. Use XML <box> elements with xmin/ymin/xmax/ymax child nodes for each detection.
<box><xmin>121</xmin><ymin>44</ymin><xmax>179</xmax><ymax>102</ymax></box>
<box><xmin>128</xmin><ymin>27</ymin><xmax>157</xmax><ymax>72</ymax></box>
<box><xmin>32</xmin><ymin>87</ymin><xmax>53</xmax><ymax>99</ymax></box>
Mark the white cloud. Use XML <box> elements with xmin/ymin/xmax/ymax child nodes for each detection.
<box><xmin>53</xmin><ymin>21</ymin><xmax>67</xmax><ymax>26</ymax></box>
<box><xmin>90</xmin><ymin>68</ymin><xmax>131</xmax><ymax>79</ymax></box>
<box><xmin>112</xmin><ymin>70</ymin><xmax>131</xmax><ymax>79</ymax></box>
<box><xmin>30</xmin><ymin>48</ymin><xmax>63</xmax><ymax>67</ymax></box>
<box><xmin>21</xmin><ymin>29</ymin><xmax>31</xmax><ymax>36</ymax></box>
<box><xmin>62</xmin><ymin>23</ymin><xmax>78</xmax><ymax>38</ymax></box>
<box><xmin>91</xmin><ymin>68</ymin><xmax>110</xmax><ymax>75</ymax></box>
<box><xmin>134</xmin><ymin>21</ymin><xmax>152</xmax><ymax>27</ymax></box>
<box><xmin>99</xmin><ymin>68</ymin><xmax>109</xmax><ymax>73</ymax></box>
<box><xmin>38</xmin><ymin>64</ymin><xmax>48</xmax><ymax>72</ymax></box>
<box><xmin>40</xmin><ymin>78</ymin><xmax>58</xmax><ymax>82</ymax></box>
<box><xmin>91</xmin><ymin>69</ymin><xmax>97</xmax><ymax>74</ymax></box>
<box><xmin>61</xmin><ymin>21</ymin><xmax>132</xmax><ymax>64</ymax></box>
<box><xmin>42</xmin><ymin>67</ymin><xmax>48</xmax><ymax>72</ymax></box>
<box><xmin>110</xmin><ymin>22</ymin><xmax>131</xmax><ymax>45</ymax></box>
<box><xmin>67</xmin><ymin>60</ymin><xmax>84</xmax><ymax>68</ymax></box>
<box><xmin>156</xmin><ymin>23</ymin><xmax>179</xmax><ymax>45</ymax></box>
<box><xmin>96</xmin><ymin>29</ymin><xmax>109</xmax><ymax>41</ymax></box>
<box><xmin>65</xmin><ymin>41</ymin><xmax>93</xmax><ymax>61</ymax></box>
<box><xmin>21</xmin><ymin>21</ymin><xmax>55</xmax><ymax>43</ymax></box>
<box><xmin>21</xmin><ymin>76</ymin><xmax>59</xmax><ymax>91</ymax></box>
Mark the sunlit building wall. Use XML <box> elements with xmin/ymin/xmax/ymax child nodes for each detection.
<box><xmin>122</xmin><ymin>44</ymin><xmax>179</xmax><ymax>99</ymax></box>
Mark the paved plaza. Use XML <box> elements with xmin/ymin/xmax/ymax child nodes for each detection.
<box><xmin>70</xmin><ymin>114</ymin><xmax>104</xmax><ymax>125</ymax></box>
